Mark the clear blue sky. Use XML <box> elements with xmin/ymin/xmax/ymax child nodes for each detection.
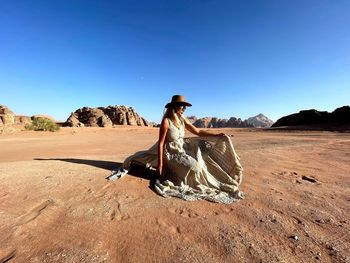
<box><xmin>1</xmin><ymin>0</ymin><xmax>349</xmax><ymax>122</ymax></box>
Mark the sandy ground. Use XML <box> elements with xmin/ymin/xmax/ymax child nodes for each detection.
<box><xmin>0</xmin><ymin>127</ymin><xmax>349</xmax><ymax>263</ymax></box>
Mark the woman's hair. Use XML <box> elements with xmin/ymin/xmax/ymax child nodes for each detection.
<box><xmin>162</xmin><ymin>106</ymin><xmax>176</xmax><ymax>121</ymax></box>
<box><xmin>162</xmin><ymin>106</ymin><xmax>183</xmax><ymax>125</ymax></box>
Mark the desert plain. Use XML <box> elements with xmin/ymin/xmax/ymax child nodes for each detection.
<box><xmin>0</xmin><ymin>126</ymin><xmax>349</xmax><ymax>263</ymax></box>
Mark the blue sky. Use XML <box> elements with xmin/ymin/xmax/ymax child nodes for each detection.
<box><xmin>1</xmin><ymin>0</ymin><xmax>349</xmax><ymax>122</ymax></box>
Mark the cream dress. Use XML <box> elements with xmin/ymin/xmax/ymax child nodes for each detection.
<box><xmin>107</xmin><ymin>116</ymin><xmax>244</xmax><ymax>204</ymax></box>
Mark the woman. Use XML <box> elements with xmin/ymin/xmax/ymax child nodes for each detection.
<box><xmin>108</xmin><ymin>95</ymin><xmax>244</xmax><ymax>203</ymax></box>
<box><xmin>154</xmin><ymin>95</ymin><xmax>244</xmax><ymax>203</ymax></box>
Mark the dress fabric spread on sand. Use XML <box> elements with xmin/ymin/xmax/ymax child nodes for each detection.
<box><xmin>107</xmin><ymin>117</ymin><xmax>244</xmax><ymax>204</ymax></box>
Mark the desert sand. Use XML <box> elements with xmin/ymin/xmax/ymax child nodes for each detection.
<box><xmin>0</xmin><ymin>127</ymin><xmax>349</xmax><ymax>263</ymax></box>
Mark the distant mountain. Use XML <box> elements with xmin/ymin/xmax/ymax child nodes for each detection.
<box><xmin>247</xmin><ymin>114</ymin><xmax>274</xmax><ymax>128</ymax></box>
<box><xmin>271</xmin><ymin>106</ymin><xmax>350</xmax><ymax>129</ymax></box>
<box><xmin>191</xmin><ymin>117</ymin><xmax>253</xmax><ymax>128</ymax></box>
<box><xmin>186</xmin><ymin>116</ymin><xmax>197</xmax><ymax>124</ymax></box>
<box><xmin>185</xmin><ymin>114</ymin><xmax>274</xmax><ymax>128</ymax></box>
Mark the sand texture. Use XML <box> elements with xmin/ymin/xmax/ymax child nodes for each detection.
<box><xmin>0</xmin><ymin>127</ymin><xmax>349</xmax><ymax>263</ymax></box>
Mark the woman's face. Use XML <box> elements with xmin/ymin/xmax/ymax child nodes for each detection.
<box><xmin>175</xmin><ymin>106</ymin><xmax>186</xmax><ymax>117</ymax></box>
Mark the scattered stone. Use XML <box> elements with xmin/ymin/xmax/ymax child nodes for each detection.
<box><xmin>292</xmin><ymin>216</ymin><xmax>303</xmax><ymax>225</ymax></box>
<box><xmin>315</xmin><ymin>218</ymin><xmax>332</xmax><ymax>224</ymax></box>
<box><xmin>327</xmin><ymin>245</ymin><xmax>337</xmax><ymax>256</ymax></box>
<box><xmin>289</xmin><ymin>235</ymin><xmax>299</xmax><ymax>240</ymax></box>
<box><xmin>302</xmin><ymin>175</ymin><xmax>319</xmax><ymax>183</ymax></box>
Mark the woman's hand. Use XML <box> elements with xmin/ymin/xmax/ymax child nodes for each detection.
<box><xmin>217</xmin><ymin>133</ymin><xmax>234</xmax><ymax>137</ymax></box>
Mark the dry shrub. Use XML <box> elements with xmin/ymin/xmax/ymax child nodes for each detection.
<box><xmin>25</xmin><ymin>117</ymin><xmax>60</xmax><ymax>132</ymax></box>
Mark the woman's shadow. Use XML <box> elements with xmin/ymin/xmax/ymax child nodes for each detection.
<box><xmin>34</xmin><ymin>158</ymin><xmax>158</xmax><ymax>189</ymax></box>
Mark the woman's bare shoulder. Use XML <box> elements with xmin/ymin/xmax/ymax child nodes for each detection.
<box><xmin>160</xmin><ymin>117</ymin><xmax>170</xmax><ymax>127</ymax></box>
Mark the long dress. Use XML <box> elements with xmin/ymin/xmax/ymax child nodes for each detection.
<box><xmin>107</xmin><ymin>117</ymin><xmax>244</xmax><ymax>204</ymax></box>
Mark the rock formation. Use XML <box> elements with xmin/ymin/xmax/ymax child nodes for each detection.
<box><xmin>186</xmin><ymin>116</ymin><xmax>197</xmax><ymax>124</ymax></box>
<box><xmin>148</xmin><ymin>122</ymin><xmax>159</xmax><ymax>127</ymax></box>
<box><xmin>247</xmin><ymin>114</ymin><xmax>274</xmax><ymax>128</ymax></box>
<box><xmin>15</xmin><ymin>115</ymin><xmax>32</xmax><ymax>125</ymax></box>
<box><xmin>64</xmin><ymin>106</ymin><xmax>150</xmax><ymax>127</ymax></box>
<box><xmin>0</xmin><ymin>105</ymin><xmax>15</xmax><ymax>126</ymax></box>
<box><xmin>192</xmin><ymin>117</ymin><xmax>253</xmax><ymax>128</ymax></box>
<box><xmin>31</xmin><ymin>114</ymin><xmax>55</xmax><ymax>121</ymax></box>
<box><xmin>272</xmin><ymin>106</ymin><xmax>350</xmax><ymax>128</ymax></box>
<box><xmin>0</xmin><ymin>105</ymin><xmax>57</xmax><ymax>128</ymax></box>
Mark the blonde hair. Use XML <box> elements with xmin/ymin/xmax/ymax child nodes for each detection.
<box><xmin>163</xmin><ymin>106</ymin><xmax>175</xmax><ymax>119</ymax></box>
<box><xmin>162</xmin><ymin>106</ymin><xmax>182</xmax><ymax>126</ymax></box>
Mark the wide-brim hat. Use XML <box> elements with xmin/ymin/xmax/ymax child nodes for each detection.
<box><xmin>165</xmin><ymin>95</ymin><xmax>192</xmax><ymax>108</ymax></box>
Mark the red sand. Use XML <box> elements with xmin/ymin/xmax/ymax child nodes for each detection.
<box><xmin>0</xmin><ymin>127</ymin><xmax>349</xmax><ymax>262</ymax></box>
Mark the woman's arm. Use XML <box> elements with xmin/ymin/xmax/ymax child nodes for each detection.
<box><xmin>157</xmin><ymin>118</ymin><xmax>169</xmax><ymax>176</ymax></box>
<box><xmin>183</xmin><ymin>117</ymin><xmax>227</xmax><ymax>137</ymax></box>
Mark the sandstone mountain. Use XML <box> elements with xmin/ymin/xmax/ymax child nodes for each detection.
<box><xmin>64</xmin><ymin>106</ymin><xmax>150</xmax><ymax>127</ymax></box>
<box><xmin>272</xmin><ymin>106</ymin><xmax>350</xmax><ymax>128</ymax></box>
<box><xmin>15</xmin><ymin>115</ymin><xmax>32</xmax><ymax>125</ymax></box>
<box><xmin>186</xmin><ymin>113</ymin><xmax>274</xmax><ymax>128</ymax></box>
<box><xmin>247</xmin><ymin>114</ymin><xmax>274</xmax><ymax>128</ymax></box>
<box><xmin>186</xmin><ymin>116</ymin><xmax>197</xmax><ymax>124</ymax></box>
<box><xmin>1</xmin><ymin>105</ymin><xmax>58</xmax><ymax>134</ymax></box>
<box><xmin>1</xmin><ymin>105</ymin><xmax>56</xmax><ymax>126</ymax></box>
<box><xmin>0</xmin><ymin>105</ymin><xmax>15</xmax><ymax>126</ymax></box>
<box><xmin>192</xmin><ymin>117</ymin><xmax>253</xmax><ymax>128</ymax></box>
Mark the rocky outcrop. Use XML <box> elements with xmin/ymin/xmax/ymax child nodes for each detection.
<box><xmin>192</xmin><ymin>117</ymin><xmax>213</xmax><ymax>128</ymax></box>
<box><xmin>272</xmin><ymin>106</ymin><xmax>350</xmax><ymax>127</ymax></box>
<box><xmin>148</xmin><ymin>122</ymin><xmax>158</xmax><ymax>127</ymax></box>
<box><xmin>0</xmin><ymin>105</ymin><xmax>16</xmax><ymax>126</ymax></box>
<box><xmin>64</xmin><ymin>106</ymin><xmax>150</xmax><ymax>127</ymax></box>
<box><xmin>247</xmin><ymin>114</ymin><xmax>274</xmax><ymax>128</ymax></box>
<box><xmin>31</xmin><ymin>115</ymin><xmax>55</xmax><ymax>121</ymax></box>
<box><xmin>0</xmin><ymin>105</ymin><xmax>59</xmax><ymax>129</ymax></box>
<box><xmin>226</xmin><ymin>117</ymin><xmax>252</xmax><ymax>128</ymax></box>
<box><xmin>332</xmin><ymin>106</ymin><xmax>350</xmax><ymax>123</ymax></box>
<box><xmin>15</xmin><ymin>115</ymin><xmax>32</xmax><ymax>125</ymax></box>
<box><xmin>186</xmin><ymin>116</ymin><xmax>197</xmax><ymax>124</ymax></box>
<box><xmin>192</xmin><ymin>117</ymin><xmax>253</xmax><ymax>128</ymax></box>
<box><xmin>188</xmin><ymin>114</ymin><xmax>276</xmax><ymax>128</ymax></box>
<box><xmin>65</xmin><ymin>108</ymin><xmax>109</xmax><ymax>127</ymax></box>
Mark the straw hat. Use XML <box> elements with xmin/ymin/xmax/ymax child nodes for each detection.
<box><xmin>165</xmin><ymin>95</ymin><xmax>192</xmax><ymax>108</ymax></box>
